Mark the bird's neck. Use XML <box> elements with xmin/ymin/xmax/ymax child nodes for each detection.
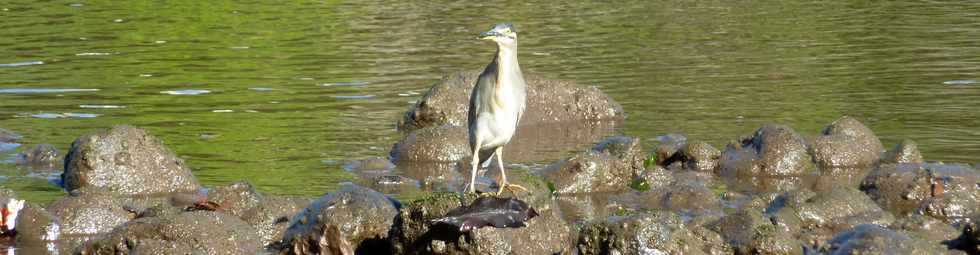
<box><xmin>494</xmin><ymin>46</ymin><xmax>523</xmax><ymax>86</ymax></box>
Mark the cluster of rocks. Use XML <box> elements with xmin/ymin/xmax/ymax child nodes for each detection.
<box><xmin>1</xmin><ymin>72</ymin><xmax>978</xmax><ymax>254</ymax></box>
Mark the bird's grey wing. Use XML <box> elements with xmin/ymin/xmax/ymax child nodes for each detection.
<box><xmin>468</xmin><ymin>66</ymin><xmax>497</xmax><ymax>149</ymax></box>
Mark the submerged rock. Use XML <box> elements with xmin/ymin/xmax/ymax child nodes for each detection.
<box><xmin>577</xmin><ymin>211</ymin><xmax>730</xmax><ymax>255</ymax></box>
<box><xmin>16</xmin><ymin>143</ymin><xmax>61</xmax><ymax>169</ymax></box>
<box><xmin>398</xmin><ymin>71</ymin><xmax>623</xmax><ymax>132</ymax></box>
<box><xmin>78</xmin><ymin>210</ymin><xmax>263</xmax><ymax>255</ymax></box>
<box><xmin>62</xmin><ymin>125</ymin><xmax>200</xmax><ymax>195</ymax></box>
<box><xmin>718</xmin><ymin>124</ymin><xmax>815</xmax><ymax>177</ymax></box>
<box><xmin>280</xmin><ymin>184</ymin><xmax>399</xmax><ymax>254</ymax></box>
<box><xmin>809</xmin><ymin>116</ymin><xmax>884</xmax><ymax>171</ymax></box>
<box><xmin>0</xmin><ymin>128</ymin><xmax>20</xmax><ymax>143</ymax></box>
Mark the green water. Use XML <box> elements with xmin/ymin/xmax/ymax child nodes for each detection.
<box><xmin>1</xmin><ymin>1</ymin><xmax>978</xmax><ymax>204</ymax></box>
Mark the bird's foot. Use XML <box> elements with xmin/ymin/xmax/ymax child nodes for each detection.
<box><xmin>496</xmin><ymin>182</ymin><xmax>528</xmax><ymax>196</ymax></box>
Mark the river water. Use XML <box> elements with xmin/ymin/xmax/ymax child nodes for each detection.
<box><xmin>1</xmin><ymin>1</ymin><xmax>978</xmax><ymax>203</ymax></box>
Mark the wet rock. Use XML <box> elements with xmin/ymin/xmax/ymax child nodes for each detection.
<box><xmin>809</xmin><ymin>116</ymin><xmax>884</xmax><ymax>171</ymax></box>
<box><xmin>398</xmin><ymin>71</ymin><xmax>623</xmax><ymax>132</ymax></box>
<box><xmin>46</xmin><ymin>193</ymin><xmax>136</xmax><ymax>235</ymax></box>
<box><xmin>861</xmin><ymin>163</ymin><xmax>980</xmax><ymax>222</ymax></box>
<box><xmin>391</xmin><ymin>125</ymin><xmax>470</xmax><ymax>163</ymax></box>
<box><xmin>240</xmin><ymin>196</ymin><xmax>311</xmax><ymax>247</ymax></box>
<box><xmin>542</xmin><ymin>151</ymin><xmax>630</xmax><ymax>194</ymax></box>
<box><xmin>396</xmin><ymin>193</ymin><xmax>573</xmax><ymax>255</ymax></box>
<box><xmin>591</xmin><ymin>136</ymin><xmax>645</xmax><ymax>177</ymax></box>
<box><xmin>658</xmin><ymin>176</ymin><xmax>723</xmax><ymax>215</ymax></box>
<box><xmin>395</xmin><ymin>162</ymin><xmax>463</xmax><ymax>192</ymax></box>
<box><xmin>62</xmin><ymin>125</ymin><xmax>201</xmax><ymax>195</ymax></box>
<box><xmin>542</xmin><ymin>137</ymin><xmax>644</xmax><ymax>194</ymax></box>
<box><xmin>205</xmin><ymin>181</ymin><xmax>264</xmax><ymax>218</ymax></box>
<box><xmin>714</xmin><ymin>208</ymin><xmax>802</xmax><ymax>255</ymax></box>
<box><xmin>774</xmin><ymin>187</ymin><xmax>894</xmax><ymax>245</ymax></box>
<box><xmin>881</xmin><ymin>139</ymin><xmax>924</xmax><ymax>164</ymax></box>
<box><xmin>281</xmin><ymin>184</ymin><xmax>399</xmax><ymax>254</ymax></box>
<box><xmin>14</xmin><ymin>203</ymin><xmax>61</xmax><ymax>246</ymax></box>
<box><xmin>577</xmin><ymin>211</ymin><xmax>730</xmax><ymax>255</ymax></box>
<box><xmin>16</xmin><ymin>143</ymin><xmax>61</xmax><ymax>169</ymax></box>
<box><xmin>820</xmin><ymin>224</ymin><xmax>947</xmax><ymax>254</ymax></box>
<box><xmin>718</xmin><ymin>124</ymin><xmax>815</xmax><ymax>177</ymax></box>
<box><xmin>634</xmin><ymin>165</ymin><xmax>673</xmax><ymax>191</ymax></box>
<box><xmin>78</xmin><ymin>210</ymin><xmax>262</xmax><ymax>255</ymax></box>
<box><xmin>889</xmin><ymin>214</ymin><xmax>960</xmax><ymax>248</ymax></box>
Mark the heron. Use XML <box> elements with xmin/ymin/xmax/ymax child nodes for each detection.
<box><xmin>467</xmin><ymin>23</ymin><xmax>527</xmax><ymax>195</ymax></box>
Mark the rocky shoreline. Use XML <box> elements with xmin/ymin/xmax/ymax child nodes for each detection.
<box><xmin>1</xmin><ymin>71</ymin><xmax>978</xmax><ymax>254</ymax></box>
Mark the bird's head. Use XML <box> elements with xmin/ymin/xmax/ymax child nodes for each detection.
<box><xmin>479</xmin><ymin>23</ymin><xmax>517</xmax><ymax>47</ymax></box>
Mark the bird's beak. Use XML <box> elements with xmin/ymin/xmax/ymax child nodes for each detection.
<box><xmin>479</xmin><ymin>30</ymin><xmax>499</xmax><ymax>40</ymax></box>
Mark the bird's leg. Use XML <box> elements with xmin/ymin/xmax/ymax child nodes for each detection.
<box><xmin>469</xmin><ymin>138</ymin><xmax>482</xmax><ymax>194</ymax></box>
<box><xmin>495</xmin><ymin>147</ymin><xmax>527</xmax><ymax>196</ymax></box>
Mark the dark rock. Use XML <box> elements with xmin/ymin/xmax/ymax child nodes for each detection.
<box><xmin>432</xmin><ymin>197</ymin><xmax>538</xmax><ymax>232</ymax></box>
<box><xmin>16</xmin><ymin>144</ymin><xmax>61</xmax><ymax>169</ymax></box>
<box><xmin>14</xmin><ymin>203</ymin><xmax>60</xmax><ymax>246</ymax></box>
<box><xmin>391</xmin><ymin>125</ymin><xmax>470</xmax><ymax>163</ymax></box>
<box><xmin>718</xmin><ymin>124</ymin><xmax>815</xmax><ymax>177</ymax></box>
<box><xmin>396</xmin><ymin>193</ymin><xmax>572</xmax><ymax>255</ymax></box>
<box><xmin>205</xmin><ymin>181</ymin><xmax>264</xmax><ymax>218</ymax></box>
<box><xmin>62</xmin><ymin>125</ymin><xmax>201</xmax><ymax>195</ymax></box>
<box><xmin>810</xmin><ymin>116</ymin><xmax>884</xmax><ymax>171</ymax></box>
<box><xmin>542</xmin><ymin>137</ymin><xmax>645</xmax><ymax>194</ymax></box>
<box><xmin>881</xmin><ymin>139</ymin><xmax>924</xmax><ymax>164</ymax></box>
<box><xmin>398</xmin><ymin>71</ymin><xmax>623</xmax><ymax>132</ymax></box>
<box><xmin>78</xmin><ymin>210</ymin><xmax>262</xmax><ymax>255</ymax></box>
<box><xmin>577</xmin><ymin>211</ymin><xmax>730</xmax><ymax>255</ymax></box>
<box><xmin>241</xmin><ymin>196</ymin><xmax>311</xmax><ymax>247</ymax></box>
<box><xmin>46</xmin><ymin>193</ymin><xmax>136</xmax><ymax>235</ymax></box>
<box><xmin>947</xmin><ymin>216</ymin><xmax>980</xmax><ymax>254</ymax></box>
<box><xmin>861</xmin><ymin>163</ymin><xmax>980</xmax><ymax>222</ymax></box>
<box><xmin>821</xmin><ymin>224</ymin><xmax>947</xmax><ymax>254</ymax></box>
<box><xmin>281</xmin><ymin>184</ymin><xmax>398</xmax><ymax>254</ymax></box>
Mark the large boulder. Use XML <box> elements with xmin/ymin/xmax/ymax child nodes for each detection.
<box><xmin>396</xmin><ymin>193</ymin><xmax>573</xmax><ymax>255</ymax></box>
<box><xmin>62</xmin><ymin>125</ymin><xmax>200</xmax><ymax>195</ymax></box>
<box><xmin>718</xmin><ymin>124</ymin><xmax>815</xmax><ymax>177</ymax></box>
<box><xmin>398</xmin><ymin>71</ymin><xmax>623</xmax><ymax>132</ymax></box>
<box><xmin>861</xmin><ymin>163</ymin><xmax>980</xmax><ymax>222</ymax></box>
<box><xmin>77</xmin><ymin>210</ymin><xmax>263</xmax><ymax>254</ymax></box>
<box><xmin>577</xmin><ymin>211</ymin><xmax>730</xmax><ymax>255</ymax></box>
<box><xmin>809</xmin><ymin>117</ymin><xmax>885</xmax><ymax>171</ymax></box>
<box><xmin>280</xmin><ymin>184</ymin><xmax>399</xmax><ymax>254</ymax></box>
